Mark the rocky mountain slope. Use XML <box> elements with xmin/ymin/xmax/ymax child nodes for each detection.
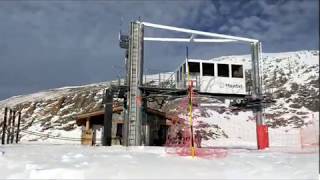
<box><xmin>210</xmin><ymin>50</ymin><xmax>319</xmax><ymax>128</ymax></box>
<box><xmin>0</xmin><ymin>50</ymin><xmax>318</xmax><ymax>144</ymax></box>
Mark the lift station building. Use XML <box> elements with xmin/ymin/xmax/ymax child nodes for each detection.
<box><xmin>175</xmin><ymin>59</ymin><xmax>246</xmax><ymax>95</ymax></box>
<box><xmin>75</xmin><ymin>21</ymin><xmax>268</xmax><ymax>150</ymax></box>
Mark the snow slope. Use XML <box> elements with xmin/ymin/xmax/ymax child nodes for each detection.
<box><xmin>0</xmin><ymin>144</ymin><xmax>318</xmax><ymax>179</ymax></box>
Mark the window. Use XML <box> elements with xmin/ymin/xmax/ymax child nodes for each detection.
<box><xmin>176</xmin><ymin>71</ymin><xmax>179</xmax><ymax>82</ymax></box>
<box><xmin>182</xmin><ymin>63</ymin><xmax>186</xmax><ymax>75</ymax></box>
<box><xmin>188</xmin><ymin>62</ymin><xmax>200</xmax><ymax>73</ymax></box>
<box><xmin>179</xmin><ymin>66</ymin><xmax>183</xmax><ymax>80</ymax></box>
<box><xmin>232</xmin><ymin>65</ymin><xmax>243</xmax><ymax>78</ymax></box>
<box><xmin>182</xmin><ymin>63</ymin><xmax>186</xmax><ymax>81</ymax></box>
<box><xmin>202</xmin><ymin>63</ymin><xmax>214</xmax><ymax>76</ymax></box>
<box><xmin>218</xmin><ymin>64</ymin><xmax>229</xmax><ymax>77</ymax></box>
<box><xmin>116</xmin><ymin>123</ymin><xmax>123</xmax><ymax>137</ymax></box>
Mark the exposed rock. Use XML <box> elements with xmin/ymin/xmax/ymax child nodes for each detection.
<box><xmin>289</xmin><ymin>103</ymin><xmax>302</xmax><ymax>109</ymax></box>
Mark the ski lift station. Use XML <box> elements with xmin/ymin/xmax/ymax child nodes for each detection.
<box><xmin>175</xmin><ymin>59</ymin><xmax>246</xmax><ymax>95</ymax></box>
<box><xmin>75</xmin><ymin>20</ymin><xmax>270</xmax><ymax>150</ymax></box>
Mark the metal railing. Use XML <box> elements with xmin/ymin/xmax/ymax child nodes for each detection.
<box><xmin>142</xmin><ymin>72</ymin><xmax>176</xmax><ymax>88</ymax></box>
<box><xmin>109</xmin><ymin>71</ymin><xmax>202</xmax><ymax>90</ymax></box>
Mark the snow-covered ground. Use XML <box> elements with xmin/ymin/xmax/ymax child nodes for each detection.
<box><xmin>0</xmin><ymin>144</ymin><xmax>318</xmax><ymax>179</ymax></box>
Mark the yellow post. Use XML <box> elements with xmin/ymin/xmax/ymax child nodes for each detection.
<box><xmin>187</xmin><ymin>62</ymin><xmax>195</xmax><ymax>158</ymax></box>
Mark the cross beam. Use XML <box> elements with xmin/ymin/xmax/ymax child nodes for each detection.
<box><xmin>144</xmin><ymin>37</ymin><xmax>237</xmax><ymax>43</ymax></box>
<box><xmin>141</xmin><ymin>21</ymin><xmax>259</xmax><ymax>43</ymax></box>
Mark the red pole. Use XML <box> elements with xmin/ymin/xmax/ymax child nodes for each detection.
<box><xmin>256</xmin><ymin>111</ymin><xmax>269</xmax><ymax>150</ymax></box>
<box><xmin>257</xmin><ymin>124</ymin><xmax>269</xmax><ymax>149</ymax></box>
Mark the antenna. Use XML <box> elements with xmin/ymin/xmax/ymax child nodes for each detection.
<box><xmin>119</xmin><ymin>17</ymin><xmax>123</xmax><ymax>38</ymax></box>
<box><xmin>119</xmin><ymin>17</ymin><xmax>129</xmax><ymax>49</ymax></box>
<box><xmin>120</xmin><ymin>17</ymin><xmax>123</xmax><ymax>31</ymax></box>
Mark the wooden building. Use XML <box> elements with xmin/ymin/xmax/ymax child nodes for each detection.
<box><xmin>75</xmin><ymin>107</ymin><xmax>123</xmax><ymax>146</ymax></box>
<box><xmin>75</xmin><ymin>106</ymin><xmax>175</xmax><ymax>146</ymax></box>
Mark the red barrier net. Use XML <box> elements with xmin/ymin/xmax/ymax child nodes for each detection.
<box><xmin>164</xmin><ymin>116</ymin><xmax>228</xmax><ymax>158</ymax></box>
<box><xmin>164</xmin><ymin>82</ymin><xmax>228</xmax><ymax>158</ymax></box>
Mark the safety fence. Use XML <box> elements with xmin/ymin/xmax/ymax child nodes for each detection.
<box><xmin>162</xmin><ymin>87</ymin><xmax>319</xmax><ymax>158</ymax></box>
<box><xmin>268</xmin><ymin>119</ymin><xmax>319</xmax><ymax>151</ymax></box>
<box><xmin>1</xmin><ymin>107</ymin><xmax>22</xmax><ymax>145</ymax></box>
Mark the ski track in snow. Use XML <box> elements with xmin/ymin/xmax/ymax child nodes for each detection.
<box><xmin>0</xmin><ymin>144</ymin><xmax>318</xmax><ymax>179</ymax></box>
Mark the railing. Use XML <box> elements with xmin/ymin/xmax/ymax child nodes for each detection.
<box><xmin>141</xmin><ymin>72</ymin><xmax>201</xmax><ymax>90</ymax></box>
<box><xmin>142</xmin><ymin>72</ymin><xmax>176</xmax><ymax>88</ymax></box>
<box><xmin>110</xmin><ymin>79</ymin><xmax>125</xmax><ymax>86</ymax></box>
<box><xmin>110</xmin><ymin>71</ymin><xmax>199</xmax><ymax>90</ymax></box>
<box><xmin>176</xmin><ymin>74</ymin><xmax>201</xmax><ymax>90</ymax></box>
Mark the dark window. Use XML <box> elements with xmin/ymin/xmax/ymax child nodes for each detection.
<box><xmin>182</xmin><ymin>63</ymin><xmax>186</xmax><ymax>81</ymax></box>
<box><xmin>179</xmin><ymin>66</ymin><xmax>183</xmax><ymax>80</ymax></box>
<box><xmin>116</xmin><ymin>123</ymin><xmax>123</xmax><ymax>145</ymax></box>
<box><xmin>116</xmin><ymin>123</ymin><xmax>123</xmax><ymax>137</ymax></box>
<box><xmin>182</xmin><ymin>63</ymin><xmax>186</xmax><ymax>75</ymax></box>
<box><xmin>202</xmin><ymin>63</ymin><xmax>215</xmax><ymax>76</ymax></box>
<box><xmin>218</xmin><ymin>64</ymin><xmax>229</xmax><ymax>77</ymax></box>
<box><xmin>232</xmin><ymin>65</ymin><xmax>243</xmax><ymax>78</ymax></box>
<box><xmin>188</xmin><ymin>62</ymin><xmax>200</xmax><ymax>73</ymax></box>
<box><xmin>176</xmin><ymin>71</ymin><xmax>179</xmax><ymax>82</ymax></box>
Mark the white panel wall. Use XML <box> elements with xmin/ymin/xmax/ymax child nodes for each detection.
<box><xmin>200</xmin><ymin>76</ymin><xmax>246</xmax><ymax>95</ymax></box>
<box><xmin>175</xmin><ymin>59</ymin><xmax>246</xmax><ymax>95</ymax></box>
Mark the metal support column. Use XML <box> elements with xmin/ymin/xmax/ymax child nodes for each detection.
<box><xmin>1</xmin><ymin>107</ymin><xmax>8</xmax><ymax>145</ymax></box>
<box><xmin>123</xmin><ymin>49</ymin><xmax>129</xmax><ymax>146</ymax></box>
<box><xmin>103</xmin><ymin>88</ymin><xmax>113</xmax><ymax>146</ymax></box>
<box><xmin>251</xmin><ymin>42</ymin><xmax>263</xmax><ymax>124</ymax></box>
<box><xmin>123</xmin><ymin>92</ymin><xmax>128</xmax><ymax>146</ymax></box>
<box><xmin>251</xmin><ymin>42</ymin><xmax>268</xmax><ymax>149</ymax></box>
<box><xmin>142</xmin><ymin>94</ymin><xmax>149</xmax><ymax>145</ymax></box>
<box><xmin>126</xmin><ymin>21</ymin><xmax>144</xmax><ymax>146</ymax></box>
<box><xmin>251</xmin><ymin>42</ymin><xmax>262</xmax><ymax>98</ymax></box>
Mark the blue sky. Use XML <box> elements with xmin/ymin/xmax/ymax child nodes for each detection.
<box><xmin>0</xmin><ymin>0</ymin><xmax>318</xmax><ymax>100</ymax></box>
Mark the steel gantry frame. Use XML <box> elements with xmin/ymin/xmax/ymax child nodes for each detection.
<box><xmin>122</xmin><ymin>21</ymin><xmax>267</xmax><ymax>149</ymax></box>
